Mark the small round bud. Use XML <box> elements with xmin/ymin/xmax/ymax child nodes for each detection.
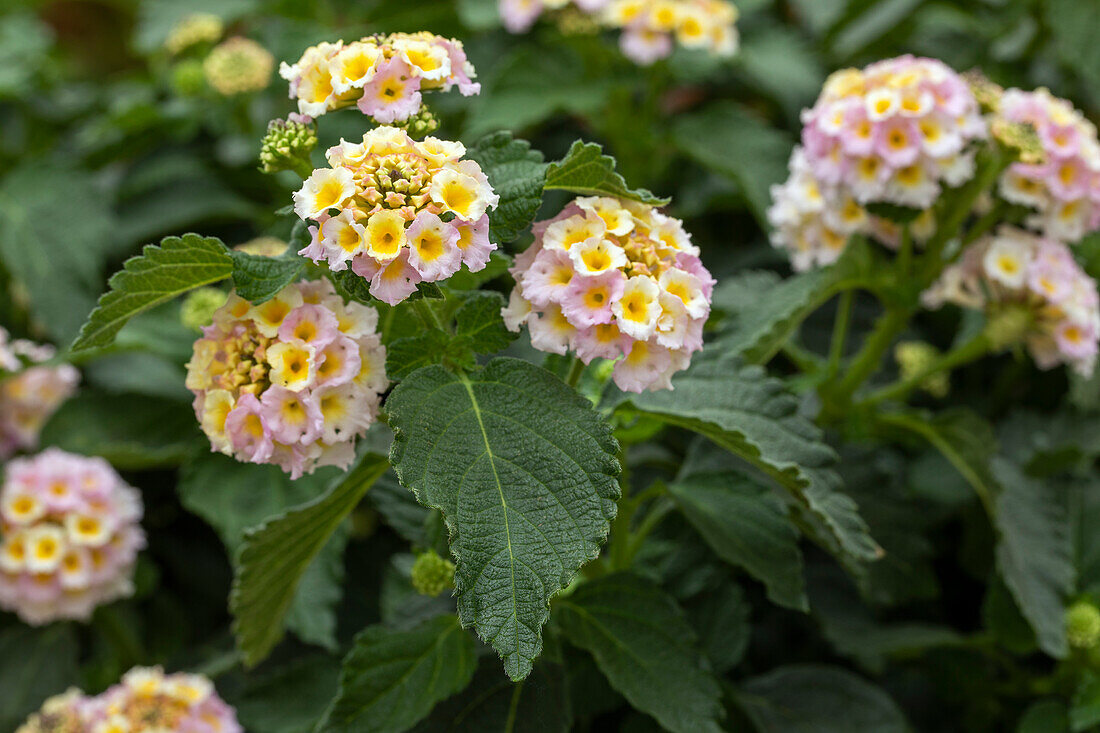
<box><xmin>1068</xmin><ymin>600</ymin><xmax>1100</xmax><ymax>650</ymax></box>
<box><xmin>895</xmin><ymin>341</ymin><xmax>949</xmax><ymax>398</ymax></box>
<box><xmin>393</xmin><ymin>106</ymin><xmax>440</xmax><ymax>139</ymax></box>
<box><xmin>991</xmin><ymin>119</ymin><xmax>1045</xmax><ymax>166</ymax></box>
<box><xmin>181</xmin><ymin>287</ymin><xmax>228</xmax><ymax>331</ymax></box>
<box><xmin>410</xmin><ymin>550</ymin><xmax>455</xmax><ymax>597</ymax></box>
<box><xmin>204</xmin><ymin>37</ymin><xmax>274</xmax><ymax>96</ymax></box>
<box><xmin>983</xmin><ymin>305</ymin><xmax>1033</xmax><ymax>352</ymax></box>
<box><xmin>259</xmin><ymin>118</ymin><xmax>318</xmax><ymax>177</ymax></box>
<box><xmin>170</xmin><ymin>59</ymin><xmax>207</xmax><ymax>96</ymax></box>
<box><xmin>164</xmin><ymin>13</ymin><xmax>223</xmax><ymax>55</ymax></box>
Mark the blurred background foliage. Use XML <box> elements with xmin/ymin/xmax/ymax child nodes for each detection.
<box><xmin>2</xmin><ymin>0</ymin><xmax>1100</xmax><ymax>731</ymax></box>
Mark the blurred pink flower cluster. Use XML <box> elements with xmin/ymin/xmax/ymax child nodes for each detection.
<box><xmin>504</xmin><ymin>196</ymin><xmax>713</xmax><ymax>392</ymax></box>
<box><xmin>0</xmin><ymin>449</ymin><xmax>144</xmax><ymax>625</ymax></box>
<box><xmin>185</xmin><ymin>280</ymin><xmax>388</xmax><ymax>478</ymax></box>
<box><xmin>0</xmin><ymin>327</ymin><xmax>79</xmax><ymax>460</ymax></box>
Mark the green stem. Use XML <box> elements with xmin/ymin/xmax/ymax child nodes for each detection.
<box><xmin>832</xmin><ymin>307</ymin><xmax>910</xmax><ymax>401</ymax></box>
<box><xmin>826</xmin><ymin>290</ymin><xmax>854</xmax><ymax>380</ymax></box>
<box><xmin>289</xmin><ymin>157</ymin><xmax>315</xmax><ymax>180</ymax></box>
<box><xmin>565</xmin><ymin>357</ymin><xmax>585</xmax><ymax>389</ymax></box>
<box><xmin>860</xmin><ymin>333</ymin><xmax>989</xmax><ymax>407</ymax></box>
<box><xmin>626</xmin><ymin>497</ymin><xmax>674</xmax><ymax>559</ymax></box>
<box><xmin>898</xmin><ymin>224</ymin><xmax>913</xmax><ymax>276</ymax></box>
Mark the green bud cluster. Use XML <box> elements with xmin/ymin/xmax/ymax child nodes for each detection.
<box><xmin>983</xmin><ymin>306</ymin><xmax>1033</xmax><ymax>352</ymax></box>
<box><xmin>181</xmin><ymin>287</ymin><xmax>228</xmax><ymax>331</ymax></box>
<box><xmin>991</xmin><ymin>118</ymin><xmax>1044</xmax><ymax>166</ymax></box>
<box><xmin>392</xmin><ymin>107</ymin><xmax>440</xmax><ymax>139</ymax></box>
<box><xmin>410</xmin><ymin>550</ymin><xmax>455</xmax><ymax>598</ymax></box>
<box><xmin>894</xmin><ymin>341</ymin><xmax>949</xmax><ymax>398</ymax></box>
<box><xmin>1068</xmin><ymin>600</ymin><xmax>1100</xmax><ymax>650</ymax></box>
<box><xmin>259</xmin><ymin>119</ymin><xmax>318</xmax><ymax>177</ymax></box>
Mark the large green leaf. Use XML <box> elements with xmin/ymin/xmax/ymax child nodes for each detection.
<box><xmin>992</xmin><ymin>458</ymin><xmax>1074</xmax><ymax>659</ymax></box>
<box><xmin>555</xmin><ymin>572</ymin><xmax>725</xmax><ymax>733</ymax></box>
<box><xmin>671</xmin><ymin>103</ymin><xmax>793</xmax><ymax>226</ymax></box>
<box><xmin>229</xmin><ymin>453</ymin><xmax>390</xmax><ymax>666</ymax></box>
<box><xmin>627</xmin><ymin>352</ymin><xmax>880</xmax><ymax>567</ymax></box>
<box><xmin>544</xmin><ymin>141</ymin><xmax>668</xmax><ymax>205</ymax></box>
<box><xmin>734</xmin><ymin>664</ymin><xmax>908</xmax><ymax>732</ymax></box>
<box><xmin>317</xmin><ymin>615</ymin><xmax>477</xmax><ymax>733</ymax></box>
<box><xmin>71</xmin><ymin>233</ymin><xmax>233</xmax><ymax>352</ymax></box>
<box><xmin>387</xmin><ymin>358</ymin><xmax>620</xmax><ymax>680</ymax></box>
<box><xmin>669</xmin><ymin>470</ymin><xmax>806</xmax><ymax>611</ymax></box>
<box><xmin>1046</xmin><ymin>0</ymin><xmax>1100</xmax><ymax>89</ymax></box>
<box><xmin>465</xmin><ymin>132</ymin><xmax>547</xmax><ymax>245</ymax></box>
<box><xmin>0</xmin><ymin>625</ymin><xmax>78</xmax><ymax>732</ymax></box>
<box><xmin>232</xmin><ymin>654</ymin><xmax>342</xmax><ymax>733</ymax></box>
<box><xmin>229</xmin><ymin>249</ymin><xmax>306</xmax><ymax>304</ymax></box>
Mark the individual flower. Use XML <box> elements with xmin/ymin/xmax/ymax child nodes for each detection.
<box><xmin>204</xmin><ymin>37</ymin><xmax>275</xmax><ymax>95</ymax></box>
<box><xmin>798</xmin><ymin>56</ymin><xmax>986</xmax><ymax>209</ymax></box>
<box><xmin>922</xmin><ymin>225</ymin><xmax>1100</xmax><ymax>376</ymax></box>
<box><xmin>505</xmin><ymin>196</ymin><xmax>713</xmax><ymax>392</ymax></box>
<box><xmin>603</xmin><ymin>0</ymin><xmax>739</xmax><ymax>65</ymax></box>
<box><xmin>185</xmin><ymin>280</ymin><xmax>388</xmax><ymax>478</ymax></box>
<box><xmin>998</xmin><ymin>88</ymin><xmax>1100</xmax><ymax>243</ymax></box>
<box><xmin>0</xmin><ymin>328</ymin><xmax>79</xmax><ymax>460</ymax></box>
<box><xmin>164</xmin><ymin>12</ymin><xmax>223</xmax><ymax>55</ymax></box>
<box><xmin>279</xmin><ymin>32</ymin><xmax>480</xmax><ymax>123</ymax></box>
<box><xmin>0</xmin><ymin>449</ymin><xmax>145</xmax><ymax>625</ymax></box>
<box><xmin>293</xmin><ymin>127</ymin><xmax>499</xmax><ymax>304</ymax></box>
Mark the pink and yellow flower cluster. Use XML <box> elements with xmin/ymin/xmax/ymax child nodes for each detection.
<box><xmin>0</xmin><ymin>449</ymin><xmax>144</xmax><ymax>625</ymax></box>
<box><xmin>504</xmin><ymin>196</ymin><xmax>713</xmax><ymax>392</ymax></box>
<box><xmin>279</xmin><ymin>32</ymin><xmax>479</xmax><ymax>123</ymax></box>
<box><xmin>0</xmin><ymin>328</ymin><xmax>79</xmax><ymax>460</ymax></box>
<box><xmin>923</xmin><ymin>226</ymin><xmax>1100</xmax><ymax>375</ymax></box>
<box><xmin>294</xmin><ymin>127</ymin><xmax>499</xmax><ymax>305</ymax></box>
<box><xmin>499</xmin><ymin>0</ymin><xmax>611</xmax><ymax>33</ymax></box>
<box><xmin>18</xmin><ymin>667</ymin><xmax>241</xmax><ymax>733</ymax></box>
<box><xmin>185</xmin><ymin>280</ymin><xmax>388</xmax><ymax>478</ymax></box>
<box><xmin>998</xmin><ymin>88</ymin><xmax>1100</xmax><ymax>243</ymax></box>
<box><xmin>603</xmin><ymin>0</ymin><xmax>739</xmax><ymax>65</ymax></box>
<box><xmin>799</xmin><ymin>56</ymin><xmax>985</xmax><ymax>209</ymax></box>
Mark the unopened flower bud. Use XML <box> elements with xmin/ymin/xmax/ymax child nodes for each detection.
<box><xmin>181</xmin><ymin>288</ymin><xmax>228</xmax><ymax>331</ymax></box>
<box><xmin>165</xmin><ymin>13</ymin><xmax>223</xmax><ymax>55</ymax></box>
<box><xmin>895</xmin><ymin>341</ymin><xmax>949</xmax><ymax>398</ymax></box>
<box><xmin>1068</xmin><ymin>600</ymin><xmax>1100</xmax><ymax>650</ymax></box>
<box><xmin>991</xmin><ymin>119</ymin><xmax>1044</xmax><ymax>166</ymax></box>
<box><xmin>204</xmin><ymin>37</ymin><xmax>274</xmax><ymax>95</ymax></box>
<box><xmin>984</xmin><ymin>305</ymin><xmax>1034</xmax><ymax>352</ymax></box>
<box><xmin>393</xmin><ymin>106</ymin><xmax>440</xmax><ymax>139</ymax></box>
<box><xmin>171</xmin><ymin>59</ymin><xmax>207</xmax><ymax>96</ymax></box>
<box><xmin>260</xmin><ymin>118</ymin><xmax>318</xmax><ymax>177</ymax></box>
<box><xmin>410</xmin><ymin>550</ymin><xmax>455</xmax><ymax>597</ymax></box>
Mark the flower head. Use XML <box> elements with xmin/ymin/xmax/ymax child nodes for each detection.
<box><xmin>16</xmin><ymin>689</ymin><xmax>88</xmax><ymax>733</ymax></box>
<box><xmin>506</xmin><ymin>197</ymin><xmax>712</xmax><ymax>392</ymax></box>
<box><xmin>203</xmin><ymin>37</ymin><xmax>274</xmax><ymax>95</ymax></box>
<box><xmin>294</xmin><ymin>127</ymin><xmax>499</xmax><ymax>303</ymax></box>
<box><xmin>603</xmin><ymin>0</ymin><xmax>738</xmax><ymax>64</ymax></box>
<box><xmin>0</xmin><ymin>449</ymin><xmax>144</xmax><ymax>625</ymax></box>
<box><xmin>280</xmin><ymin>32</ymin><xmax>480</xmax><ymax>123</ymax></box>
<box><xmin>164</xmin><ymin>12</ymin><xmax>223</xmax><ymax>55</ymax></box>
<box><xmin>0</xmin><ymin>328</ymin><xmax>79</xmax><ymax>460</ymax></box>
<box><xmin>923</xmin><ymin>225</ymin><xmax>1100</xmax><ymax>376</ymax></box>
<box><xmin>997</xmin><ymin>88</ymin><xmax>1100</xmax><ymax>243</ymax></box>
<box><xmin>186</xmin><ymin>280</ymin><xmax>388</xmax><ymax>477</ymax></box>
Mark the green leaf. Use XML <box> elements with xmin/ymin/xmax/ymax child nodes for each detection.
<box><xmin>669</xmin><ymin>470</ymin><xmax>807</xmax><ymax>610</ymax></box>
<box><xmin>229</xmin><ymin>453</ymin><xmax>390</xmax><ymax>667</ymax></box>
<box><xmin>232</xmin><ymin>654</ymin><xmax>342</xmax><ymax>733</ymax></box>
<box><xmin>672</xmin><ymin>103</ymin><xmax>794</xmax><ymax>226</ymax></box>
<box><xmin>466</xmin><ymin>132</ymin><xmax>547</xmax><ymax>244</ymax></box>
<box><xmin>992</xmin><ymin>458</ymin><xmax>1074</xmax><ymax>659</ymax></box>
<box><xmin>544</xmin><ymin>141</ymin><xmax>668</xmax><ymax>205</ymax></box>
<box><xmin>455</xmin><ymin>291</ymin><xmax>518</xmax><ymax>355</ymax></box>
<box><xmin>229</xmin><ymin>249</ymin><xmax>306</xmax><ymax>304</ymax></box>
<box><xmin>0</xmin><ymin>625</ymin><xmax>78</xmax><ymax>732</ymax></box>
<box><xmin>1072</xmin><ymin>671</ymin><xmax>1100</xmax><ymax>732</ymax></box>
<box><xmin>734</xmin><ymin>664</ymin><xmax>908</xmax><ymax>733</ymax></box>
<box><xmin>330</xmin><ymin>269</ymin><xmax>374</xmax><ymax>305</ymax></box>
<box><xmin>386</xmin><ymin>329</ymin><xmax>455</xmax><ymax>380</ymax></box>
<box><xmin>555</xmin><ymin>572</ymin><xmax>725</xmax><ymax>733</ymax></box>
<box><xmin>737</xmin><ymin>27</ymin><xmax>825</xmax><ymax>120</ymax></box>
<box><xmin>627</xmin><ymin>351</ymin><xmax>880</xmax><ymax>567</ymax></box>
<box><xmin>1020</xmin><ymin>700</ymin><xmax>1070</xmax><ymax>733</ymax></box>
<box><xmin>685</xmin><ymin>583</ymin><xmax>751</xmax><ymax>674</ymax></box>
<box><xmin>317</xmin><ymin>615</ymin><xmax>477</xmax><ymax>733</ymax></box>
<box><xmin>387</xmin><ymin>358</ymin><xmax>620</xmax><ymax>680</ymax></box>
<box><xmin>1045</xmin><ymin>0</ymin><xmax>1100</xmax><ymax>88</ymax></box>
<box><xmin>411</xmin><ymin>658</ymin><xmax>571</xmax><ymax>733</ymax></box>
<box><xmin>71</xmin><ymin>233</ymin><xmax>233</xmax><ymax>352</ymax></box>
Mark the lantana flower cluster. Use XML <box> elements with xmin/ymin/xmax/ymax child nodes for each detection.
<box><xmin>923</xmin><ymin>226</ymin><xmax>1100</xmax><ymax>375</ymax></box>
<box><xmin>0</xmin><ymin>328</ymin><xmax>79</xmax><ymax>460</ymax></box>
<box><xmin>203</xmin><ymin>36</ymin><xmax>275</xmax><ymax>95</ymax></box>
<box><xmin>503</xmin><ymin>196</ymin><xmax>714</xmax><ymax>392</ymax></box>
<box><xmin>603</xmin><ymin>0</ymin><xmax>740</xmax><ymax>65</ymax></box>
<box><xmin>185</xmin><ymin>280</ymin><xmax>388</xmax><ymax>478</ymax></box>
<box><xmin>998</xmin><ymin>88</ymin><xmax>1100</xmax><ymax>243</ymax></box>
<box><xmin>0</xmin><ymin>449</ymin><xmax>145</xmax><ymax>625</ymax></box>
<box><xmin>500</xmin><ymin>0</ymin><xmax>611</xmax><ymax>34</ymax></box>
<box><xmin>279</xmin><ymin>32</ymin><xmax>480</xmax><ymax>123</ymax></box>
<box><xmin>17</xmin><ymin>667</ymin><xmax>241</xmax><ymax>733</ymax></box>
<box><xmin>295</xmin><ymin>127</ymin><xmax>499</xmax><ymax>305</ymax></box>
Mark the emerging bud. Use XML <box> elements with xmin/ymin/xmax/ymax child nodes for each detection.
<box><xmin>894</xmin><ymin>341</ymin><xmax>949</xmax><ymax>398</ymax></box>
<box><xmin>0</xmin><ymin>449</ymin><xmax>145</xmax><ymax>625</ymax></box>
<box><xmin>181</xmin><ymin>287</ymin><xmax>228</xmax><ymax>331</ymax></box>
<box><xmin>1068</xmin><ymin>599</ymin><xmax>1100</xmax><ymax>650</ymax></box>
<box><xmin>411</xmin><ymin>550</ymin><xmax>455</xmax><ymax>597</ymax></box>
<box><xmin>393</xmin><ymin>105</ymin><xmax>440</xmax><ymax>139</ymax></box>
<box><xmin>259</xmin><ymin>118</ymin><xmax>319</xmax><ymax>177</ymax></box>
<box><xmin>204</xmin><ymin>37</ymin><xmax>275</xmax><ymax>95</ymax></box>
<box><xmin>164</xmin><ymin>12</ymin><xmax>223</xmax><ymax>55</ymax></box>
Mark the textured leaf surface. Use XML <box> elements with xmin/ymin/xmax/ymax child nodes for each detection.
<box><xmin>669</xmin><ymin>471</ymin><xmax>806</xmax><ymax>610</ymax></box>
<box><xmin>544</xmin><ymin>141</ymin><xmax>668</xmax><ymax>205</ymax></box>
<box><xmin>317</xmin><ymin>615</ymin><xmax>476</xmax><ymax>733</ymax></box>
<box><xmin>455</xmin><ymin>291</ymin><xmax>517</xmax><ymax>354</ymax></box>
<box><xmin>71</xmin><ymin>233</ymin><xmax>233</xmax><ymax>351</ymax></box>
<box><xmin>992</xmin><ymin>458</ymin><xmax>1074</xmax><ymax>659</ymax></box>
<box><xmin>466</xmin><ymin>132</ymin><xmax>547</xmax><ymax>244</ymax></box>
<box><xmin>628</xmin><ymin>351</ymin><xmax>879</xmax><ymax>566</ymax></box>
<box><xmin>229</xmin><ymin>453</ymin><xmax>390</xmax><ymax>666</ymax></box>
<box><xmin>229</xmin><ymin>249</ymin><xmax>306</xmax><ymax>304</ymax></box>
<box><xmin>387</xmin><ymin>358</ymin><xmax>620</xmax><ymax>680</ymax></box>
<box><xmin>555</xmin><ymin>572</ymin><xmax>724</xmax><ymax>733</ymax></box>
<box><xmin>736</xmin><ymin>664</ymin><xmax>908</xmax><ymax>732</ymax></box>
<box><xmin>232</xmin><ymin>654</ymin><xmax>341</xmax><ymax>733</ymax></box>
